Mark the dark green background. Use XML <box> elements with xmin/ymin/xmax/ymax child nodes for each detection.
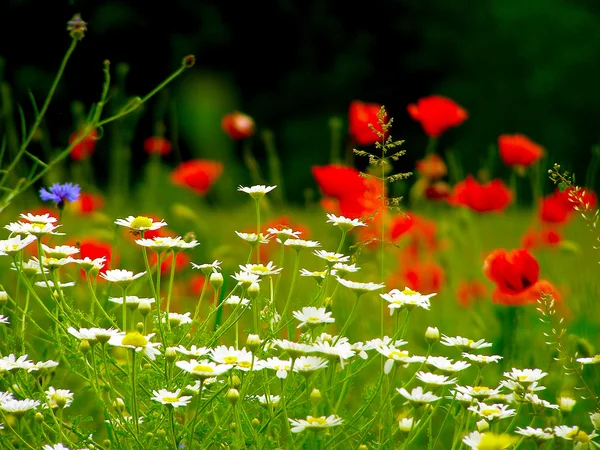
<box><xmin>1</xmin><ymin>0</ymin><xmax>599</xmax><ymax>201</ymax></box>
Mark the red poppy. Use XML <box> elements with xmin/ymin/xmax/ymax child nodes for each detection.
<box><xmin>171</xmin><ymin>160</ymin><xmax>223</xmax><ymax>195</ymax></box>
<box><xmin>483</xmin><ymin>248</ymin><xmax>560</xmax><ymax>305</ymax></box>
<box><xmin>401</xmin><ymin>261</ymin><xmax>445</xmax><ymax>293</ymax></box>
<box><xmin>144</xmin><ymin>136</ymin><xmax>172</xmax><ymax>156</ymax></box>
<box><xmin>448</xmin><ymin>176</ymin><xmax>512</xmax><ymax>213</ymax></box>
<box><xmin>456</xmin><ymin>280</ymin><xmax>488</xmax><ymax>308</ymax></box>
<box><xmin>424</xmin><ymin>181</ymin><xmax>451</xmax><ymax>201</ymax></box>
<box><xmin>69</xmin><ymin>127</ymin><xmax>98</xmax><ymax>161</ymax></box>
<box><xmin>72</xmin><ymin>192</ymin><xmax>104</xmax><ymax>215</ymax></box>
<box><xmin>222</xmin><ymin>111</ymin><xmax>255</xmax><ymax>140</ymax></box>
<box><xmin>189</xmin><ymin>274</ymin><xmax>211</xmax><ymax>297</ymax></box>
<box><xmin>312</xmin><ymin>165</ymin><xmax>366</xmax><ymax>199</ymax></box>
<box><xmin>539</xmin><ymin>192</ymin><xmax>571</xmax><ymax>224</ymax></box>
<box><xmin>348</xmin><ymin>100</ymin><xmax>385</xmax><ymax>146</ymax></box>
<box><xmin>78</xmin><ymin>239</ymin><xmax>114</xmax><ymax>275</ymax></box>
<box><xmin>563</xmin><ymin>187</ymin><xmax>598</xmax><ymax>212</ymax></box>
<box><xmin>407</xmin><ymin>96</ymin><xmax>468</xmax><ymax>137</ymax></box>
<box><xmin>521</xmin><ymin>227</ymin><xmax>561</xmax><ymax>250</ymax></box>
<box><xmin>416</xmin><ymin>154</ymin><xmax>447</xmax><ymax>180</ymax></box>
<box><xmin>389</xmin><ymin>213</ymin><xmax>438</xmax><ymax>259</ymax></box>
<box><xmin>498</xmin><ymin>134</ymin><xmax>545</xmax><ymax>168</ymax></box>
<box><xmin>149</xmin><ymin>251</ymin><xmax>190</xmax><ymax>275</ymax></box>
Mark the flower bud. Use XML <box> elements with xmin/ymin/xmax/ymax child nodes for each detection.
<box><xmin>67</xmin><ymin>14</ymin><xmax>87</xmax><ymax>40</ymax></box>
<box><xmin>146</xmin><ymin>432</ymin><xmax>154</xmax><ymax>440</ymax></box>
<box><xmin>247</xmin><ymin>282</ymin><xmax>260</xmax><ymax>299</ymax></box>
<box><xmin>425</xmin><ymin>327</ymin><xmax>439</xmax><ymax>344</ymax></box>
<box><xmin>591</xmin><ymin>412</ymin><xmax>600</xmax><ymax>429</ymax></box>
<box><xmin>157</xmin><ymin>430</ymin><xmax>166</xmax><ymax>438</ymax></box>
<box><xmin>210</xmin><ymin>272</ymin><xmax>224</xmax><ymax>290</ymax></box>
<box><xmin>183</xmin><ymin>55</ymin><xmax>196</xmax><ymax>68</ymax></box>
<box><xmin>0</xmin><ymin>291</ymin><xmax>8</xmax><ymax>308</ymax></box>
<box><xmin>34</xmin><ymin>412</ymin><xmax>44</xmax><ymax>423</ymax></box>
<box><xmin>165</xmin><ymin>347</ymin><xmax>177</xmax><ymax>363</ymax></box>
<box><xmin>358</xmin><ymin>445</ymin><xmax>368</xmax><ymax>450</ymax></box>
<box><xmin>476</xmin><ymin>419</ymin><xmax>489</xmax><ymax>432</ymax></box>
<box><xmin>136</xmin><ymin>322</ymin><xmax>144</xmax><ymax>333</ymax></box>
<box><xmin>558</xmin><ymin>396</ymin><xmax>576</xmax><ymax>413</ymax></box>
<box><xmin>230</xmin><ymin>422</ymin><xmax>237</xmax><ymax>431</ymax></box>
<box><xmin>138</xmin><ymin>301</ymin><xmax>152</xmax><ymax>317</ymax></box>
<box><xmin>103</xmin><ymin>440</ymin><xmax>111</xmax><ymax>448</ymax></box>
<box><xmin>231</xmin><ymin>375</ymin><xmax>241</xmax><ymax>388</ymax></box>
<box><xmin>79</xmin><ymin>339</ymin><xmax>92</xmax><ymax>355</ymax></box>
<box><xmin>113</xmin><ymin>398</ymin><xmax>125</xmax><ymax>412</ymax></box>
<box><xmin>227</xmin><ymin>388</ymin><xmax>240</xmax><ymax>406</ymax></box>
<box><xmin>184</xmin><ymin>231</ymin><xmax>197</xmax><ymax>243</ymax></box>
<box><xmin>310</xmin><ymin>388</ymin><xmax>322</xmax><ymax>406</ymax></box>
<box><xmin>398</xmin><ymin>418</ymin><xmax>416</xmax><ymax>433</ymax></box>
<box><xmin>246</xmin><ymin>334</ymin><xmax>261</xmax><ymax>353</ymax></box>
<box><xmin>252</xmin><ymin>418</ymin><xmax>261</xmax><ymax>428</ymax></box>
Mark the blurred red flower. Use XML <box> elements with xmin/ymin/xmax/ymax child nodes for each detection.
<box><xmin>456</xmin><ymin>280</ymin><xmax>488</xmax><ymax>308</ymax></box>
<box><xmin>483</xmin><ymin>248</ymin><xmax>560</xmax><ymax>305</ymax></box>
<box><xmin>150</xmin><ymin>251</ymin><xmax>190</xmax><ymax>275</ymax></box>
<box><xmin>402</xmin><ymin>261</ymin><xmax>445</xmax><ymax>293</ymax></box>
<box><xmin>73</xmin><ymin>192</ymin><xmax>104</xmax><ymax>215</ymax></box>
<box><xmin>521</xmin><ymin>227</ymin><xmax>561</xmax><ymax>250</ymax></box>
<box><xmin>171</xmin><ymin>160</ymin><xmax>223</xmax><ymax>195</ymax></box>
<box><xmin>407</xmin><ymin>96</ymin><xmax>468</xmax><ymax>137</ymax></box>
<box><xmin>539</xmin><ymin>187</ymin><xmax>597</xmax><ymax>224</ymax></box>
<box><xmin>416</xmin><ymin>154</ymin><xmax>447</xmax><ymax>180</ymax></box>
<box><xmin>498</xmin><ymin>134</ymin><xmax>545</xmax><ymax>168</ymax></box>
<box><xmin>448</xmin><ymin>176</ymin><xmax>512</xmax><ymax>213</ymax></box>
<box><xmin>348</xmin><ymin>100</ymin><xmax>385</xmax><ymax>146</ymax></box>
<box><xmin>312</xmin><ymin>164</ymin><xmax>366</xmax><ymax>199</ymax></box>
<box><xmin>424</xmin><ymin>181</ymin><xmax>451</xmax><ymax>201</ymax></box>
<box><xmin>69</xmin><ymin>127</ymin><xmax>98</xmax><ymax>161</ymax></box>
<box><xmin>222</xmin><ymin>111</ymin><xmax>255</xmax><ymax>140</ymax></box>
<box><xmin>144</xmin><ymin>136</ymin><xmax>172</xmax><ymax>156</ymax></box>
<box><xmin>78</xmin><ymin>239</ymin><xmax>114</xmax><ymax>275</ymax></box>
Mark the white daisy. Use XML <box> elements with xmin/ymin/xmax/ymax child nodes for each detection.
<box><xmin>19</xmin><ymin>213</ymin><xmax>57</xmax><ymax>224</ymax></box>
<box><xmin>285</xmin><ymin>239</ymin><xmax>321</xmax><ymax>250</ymax></box>
<box><xmin>100</xmin><ymin>269</ymin><xmax>146</xmax><ymax>285</ymax></box>
<box><xmin>224</xmin><ymin>295</ymin><xmax>251</xmax><ymax>307</ymax></box>
<box><xmin>231</xmin><ymin>271</ymin><xmax>261</xmax><ymax>286</ymax></box>
<box><xmin>31</xmin><ymin>256</ymin><xmax>77</xmax><ymax>270</ymax></box>
<box><xmin>555</xmin><ymin>425</ymin><xmax>600</xmax><ymax>448</ymax></box>
<box><xmin>515</xmin><ymin>427</ymin><xmax>554</xmax><ymax>441</ymax></box>
<box><xmin>29</xmin><ymin>359</ymin><xmax>59</xmax><ymax>372</ymax></box>
<box><xmin>5</xmin><ymin>221</ymin><xmax>64</xmax><ymax>237</ymax></box>
<box><xmin>468</xmin><ymin>402</ymin><xmax>516</xmax><ymax>421</ymax></box>
<box><xmin>74</xmin><ymin>256</ymin><xmax>106</xmax><ymax>273</ymax></box>
<box><xmin>41</xmin><ymin>244</ymin><xmax>80</xmax><ymax>258</ymax></box>
<box><xmin>108</xmin><ymin>332</ymin><xmax>161</xmax><ymax>360</ymax></box>
<box><xmin>293</xmin><ymin>356</ymin><xmax>328</xmax><ymax>375</ymax></box>
<box><xmin>288</xmin><ymin>415</ymin><xmax>343</xmax><ymax>433</ymax></box>
<box><xmin>210</xmin><ymin>346</ymin><xmax>261</xmax><ymax>371</ymax></box>
<box><xmin>462</xmin><ymin>353</ymin><xmax>503</xmax><ymax>365</ymax></box>
<box><xmin>293</xmin><ymin>307</ymin><xmax>335</xmax><ymax>329</ymax></box>
<box><xmin>525</xmin><ymin>393</ymin><xmax>559</xmax><ymax>410</ymax></box>
<box><xmin>335</xmin><ymin>277</ymin><xmax>385</xmax><ymax>294</ymax></box>
<box><xmin>67</xmin><ymin>327</ymin><xmax>121</xmax><ymax>344</ymax></box>
<box><xmin>237</xmin><ymin>185</ymin><xmax>277</xmax><ymax>199</ymax></box>
<box><xmin>455</xmin><ymin>385</ymin><xmax>501</xmax><ymax>400</ymax></box>
<box><xmin>299</xmin><ymin>269</ymin><xmax>331</xmax><ymax>281</ymax></box>
<box><xmin>416</xmin><ymin>371</ymin><xmax>457</xmax><ymax>386</ymax></box>
<box><xmin>375</xmin><ymin>346</ymin><xmax>426</xmax><ymax>374</ymax></box>
<box><xmin>45</xmin><ymin>387</ymin><xmax>74</xmax><ymax>409</ymax></box>
<box><xmin>164</xmin><ymin>312</ymin><xmax>192</xmax><ymax>327</ymax></box>
<box><xmin>175</xmin><ymin>345</ymin><xmax>210</xmax><ymax>357</ymax></box>
<box><xmin>267</xmin><ymin>227</ymin><xmax>301</xmax><ymax>244</ymax></box>
<box><xmin>0</xmin><ymin>316</ymin><xmax>9</xmax><ymax>325</ymax></box>
<box><xmin>0</xmin><ymin>398</ymin><xmax>40</xmax><ymax>415</ymax></box>
<box><xmin>325</xmin><ymin>213</ymin><xmax>366</xmax><ymax>231</ymax></box>
<box><xmin>381</xmin><ymin>287</ymin><xmax>435</xmax><ymax>315</ymax></box>
<box><xmin>263</xmin><ymin>357</ymin><xmax>292</xmax><ymax>379</ymax></box>
<box><xmin>503</xmin><ymin>368</ymin><xmax>547</xmax><ymax>385</ymax></box>
<box><xmin>43</xmin><ymin>444</ymin><xmax>71</xmax><ymax>450</ymax></box>
<box><xmin>397</xmin><ymin>386</ymin><xmax>440</xmax><ymax>405</ymax></box>
<box><xmin>0</xmin><ymin>354</ymin><xmax>35</xmax><ymax>372</ymax></box>
<box><xmin>332</xmin><ymin>263</ymin><xmax>360</xmax><ymax>275</ymax></box>
<box><xmin>0</xmin><ymin>235</ymin><xmax>37</xmax><ymax>255</ymax></box>
<box><xmin>577</xmin><ymin>355</ymin><xmax>600</xmax><ymax>365</ymax></box>
<box><xmin>239</xmin><ymin>262</ymin><xmax>282</xmax><ymax>276</ymax></box>
<box><xmin>114</xmin><ymin>216</ymin><xmax>167</xmax><ymax>232</ymax></box>
<box><xmin>151</xmin><ymin>389</ymin><xmax>192</xmax><ymax>408</ymax></box>
<box><xmin>313</xmin><ymin>250</ymin><xmax>350</xmax><ymax>264</ymax></box>
<box><xmin>34</xmin><ymin>280</ymin><xmax>75</xmax><ymax>289</ymax></box>
<box><xmin>440</xmin><ymin>335</ymin><xmax>492</xmax><ymax>351</ymax></box>
<box><xmin>399</xmin><ymin>417</ymin><xmax>418</xmax><ymax>432</ymax></box>
<box><xmin>235</xmin><ymin>232</ymin><xmax>270</xmax><ymax>245</ymax></box>
<box><xmin>426</xmin><ymin>356</ymin><xmax>471</xmax><ymax>373</ymax></box>
<box><xmin>11</xmin><ymin>259</ymin><xmax>47</xmax><ymax>276</ymax></box>
<box><xmin>108</xmin><ymin>295</ymin><xmax>155</xmax><ymax>307</ymax></box>
<box><xmin>135</xmin><ymin>236</ymin><xmax>199</xmax><ymax>251</ymax></box>
<box><xmin>499</xmin><ymin>379</ymin><xmax>545</xmax><ymax>393</ymax></box>
<box><xmin>274</xmin><ymin>339</ymin><xmax>313</xmax><ymax>358</ymax></box>
<box><xmin>191</xmin><ymin>260</ymin><xmax>222</xmax><ymax>275</ymax></box>
<box><xmin>175</xmin><ymin>360</ymin><xmax>233</xmax><ymax>380</ymax></box>
<box><xmin>310</xmin><ymin>341</ymin><xmax>355</xmax><ymax>367</ymax></box>
<box><xmin>253</xmin><ymin>394</ymin><xmax>281</xmax><ymax>407</ymax></box>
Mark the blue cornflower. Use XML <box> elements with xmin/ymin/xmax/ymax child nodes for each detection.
<box><xmin>39</xmin><ymin>182</ymin><xmax>81</xmax><ymax>209</ymax></box>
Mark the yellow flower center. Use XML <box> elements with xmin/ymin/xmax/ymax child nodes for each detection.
<box><xmin>477</xmin><ymin>433</ymin><xmax>518</xmax><ymax>450</ymax></box>
<box><xmin>237</xmin><ymin>361</ymin><xmax>252</xmax><ymax>369</ymax></box>
<box><xmin>163</xmin><ymin>396</ymin><xmax>179</xmax><ymax>403</ymax></box>
<box><xmin>467</xmin><ymin>339</ymin><xmax>474</xmax><ymax>346</ymax></box>
<box><xmin>566</xmin><ymin>428</ymin><xmax>580</xmax><ymax>439</ymax></box>
<box><xmin>32</xmin><ymin>223</ymin><xmax>46</xmax><ymax>231</ymax></box>
<box><xmin>307</xmin><ymin>316</ymin><xmax>321</xmax><ymax>322</ymax></box>
<box><xmin>193</xmin><ymin>365</ymin><xmax>214</xmax><ymax>373</ymax></box>
<box><xmin>10</xmin><ymin>244</ymin><xmax>20</xmax><ymax>251</ymax></box>
<box><xmin>480</xmin><ymin>408</ymin><xmax>501</xmax><ymax>417</ymax></box>
<box><xmin>302</xmin><ymin>364</ymin><xmax>312</xmax><ymax>369</ymax></box>
<box><xmin>130</xmin><ymin>216</ymin><xmax>153</xmax><ymax>229</ymax></box>
<box><xmin>121</xmin><ymin>332</ymin><xmax>148</xmax><ymax>347</ymax></box>
<box><xmin>250</xmin><ymin>266</ymin><xmax>270</xmax><ymax>273</ymax></box>
<box><xmin>307</xmin><ymin>417</ymin><xmax>328</xmax><ymax>426</ymax></box>
<box><xmin>223</xmin><ymin>356</ymin><xmax>238</xmax><ymax>364</ymax></box>
<box><xmin>388</xmin><ymin>350</ymin><xmax>409</xmax><ymax>359</ymax></box>
<box><xmin>517</xmin><ymin>375</ymin><xmax>529</xmax><ymax>381</ymax></box>
<box><xmin>401</xmin><ymin>288</ymin><xmax>418</xmax><ymax>296</ymax></box>
<box><xmin>472</xmin><ymin>386</ymin><xmax>489</xmax><ymax>393</ymax></box>
<box><xmin>574</xmin><ymin>431</ymin><xmax>590</xmax><ymax>443</ymax></box>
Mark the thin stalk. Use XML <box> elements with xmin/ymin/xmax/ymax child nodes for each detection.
<box><xmin>281</xmin><ymin>250</ymin><xmax>300</xmax><ymax>323</ymax></box>
<box><xmin>255</xmin><ymin>199</ymin><xmax>261</xmax><ymax>263</ymax></box>
<box><xmin>166</xmin><ymin>249</ymin><xmax>177</xmax><ymax>325</ymax></box>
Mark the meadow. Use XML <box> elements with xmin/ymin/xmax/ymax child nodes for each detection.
<box><xmin>0</xmin><ymin>14</ymin><xmax>599</xmax><ymax>450</ymax></box>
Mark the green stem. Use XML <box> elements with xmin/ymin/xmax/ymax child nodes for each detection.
<box><xmin>192</xmin><ymin>274</ymin><xmax>209</xmax><ymax>324</ymax></box>
<box><xmin>281</xmin><ymin>250</ymin><xmax>300</xmax><ymax>323</ymax></box>
<box><xmin>255</xmin><ymin>199</ymin><xmax>261</xmax><ymax>264</ymax></box>
<box><xmin>333</xmin><ymin>294</ymin><xmax>360</xmax><ymax>345</ymax></box>
<box><xmin>130</xmin><ymin>350</ymin><xmax>140</xmax><ymax>436</ymax></box>
<box><xmin>166</xmin><ymin>249</ymin><xmax>177</xmax><ymax>325</ymax></box>
<box><xmin>122</xmin><ymin>288</ymin><xmax>128</xmax><ymax>331</ymax></box>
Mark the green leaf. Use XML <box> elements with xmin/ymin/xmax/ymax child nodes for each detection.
<box><xmin>558</xmin><ymin>181</ymin><xmax>568</xmax><ymax>192</ymax></box>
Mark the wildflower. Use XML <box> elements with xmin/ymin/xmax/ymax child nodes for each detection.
<box><xmin>325</xmin><ymin>213</ymin><xmax>366</xmax><ymax>231</ymax></box>
<box><xmin>44</xmin><ymin>444</ymin><xmax>71</xmax><ymax>450</ymax></box>
<box><xmin>235</xmin><ymin>231</ymin><xmax>271</xmax><ymax>245</ymax></box>
<box><xmin>210</xmin><ymin>346</ymin><xmax>261</xmax><ymax>371</ymax></box>
<box><xmin>503</xmin><ymin>368</ymin><xmax>547</xmax><ymax>385</ymax></box>
<box><xmin>191</xmin><ymin>260</ymin><xmax>222</xmax><ymax>275</ymax></box>
<box><xmin>78</xmin><ymin>240</ymin><xmax>113</xmax><ymax>274</ymax></box>
<box><xmin>239</xmin><ymin>262</ymin><xmax>282</xmax><ymax>277</ymax></box>
<box><xmin>100</xmin><ymin>269</ymin><xmax>146</xmax><ymax>286</ymax></box>
<box><xmin>293</xmin><ymin>307</ymin><xmax>335</xmax><ymax>329</ymax></box>
<box><xmin>577</xmin><ymin>355</ymin><xmax>600</xmax><ymax>365</ymax></box>
<box><xmin>499</xmin><ymin>380</ymin><xmax>545</xmax><ymax>394</ymax></box>
<box><xmin>462</xmin><ymin>431</ymin><xmax>518</xmax><ymax>450</ymax></box>
<box><xmin>426</xmin><ymin>356</ymin><xmax>471</xmax><ymax>373</ymax></box>
<box><xmin>380</xmin><ymin>287</ymin><xmax>435</xmax><ymax>315</ymax></box>
<box><xmin>515</xmin><ymin>427</ymin><xmax>554</xmax><ymax>441</ymax></box>
<box><xmin>407</xmin><ymin>95</ymin><xmax>468</xmax><ymax>137</ymax></box>
<box><xmin>171</xmin><ymin>160</ymin><xmax>223</xmax><ymax>195</ymax></box>
<box><xmin>293</xmin><ymin>356</ymin><xmax>329</xmax><ymax>375</ymax></box>
<box><xmin>231</xmin><ymin>271</ymin><xmax>260</xmax><ymax>287</ymax></box>
<box><xmin>425</xmin><ymin>327</ymin><xmax>440</xmax><ymax>343</ymax></box>
<box><xmin>175</xmin><ymin>360</ymin><xmax>233</xmax><ymax>380</ymax></box>
<box><xmin>462</xmin><ymin>353</ymin><xmax>503</xmax><ymax>365</ymax></box>
<box><xmin>0</xmin><ymin>398</ymin><xmax>40</xmax><ymax>416</ymax></box>
<box><xmin>312</xmin><ymin>164</ymin><xmax>366</xmax><ymax>199</ymax></box>
<box><xmin>376</xmin><ymin>346</ymin><xmax>425</xmax><ymax>374</ymax></box>
<box><xmin>267</xmin><ymin>226</ymin><xmax>301</xmax><ymax>243</ymax></box>
<box><xmin>34</xmin><ymin>280</ymin><xmax>75</xmax><ymax>289</ymax></box>
<box><xmin>285</xmin><ymin>239</ymin><xmax>321</xmax><ymax>250</ymax></box>
<box><xmin>253</xmin><ymin>394</ymin><xmax>281</xmax><ymax>407</ymax></box>
<box><xmin>397</xmin><ymin>386</ymin><xmax>440</xmax><ymax>405</ymax></box>
<box><xmin>263</xmin><ymin>357</ymin><xmax>293</xmax><ymax>379</ymax></box>
<box><xmin>498</xmin><ymin>134</ymin><xmax>545</xmax><ymax>168</ymax></box>
<box><xmin>238</xmin><ymin>185</ymin><xmax>277</xmax><ymax>200</ymax></box>
<box><xmin>313</xmin><ymin>250</ymin><xmax>349</xmax><ymax>264</ymax></box>
<box><xmin>0</xmin><ymin>316</ymin><xmax>9</xmax><ymax>325</ymax></box>
<box><xmin>483</xmin><ymin>249</ymin><xmax>560</xmax><ymax>306</ymax></box>
<box><xmin>40</xmin><ymin>182</ymin><xmax>81</xmax><ymax>209</ymax></box>
<box><xmin>274</xmin><ymin>339</ymin><xmax>312</xmax><ymax>358</ymax></box>
<box><xmin>165</xmin><ymin>312</ymin><xmax>192</xmax><ymax>327</ymax></box>
<box><xmin>74</xmin><ymin>256</ymin><xmax>106</xmax><ymax>274</ymax></box>
<box><xmin>45</xmin><ymin>387</ymin><xmax>74</xmax><ymax>409</ymax></box>
<box><xmin>555</xmin><ymin>425</ymin><xmax>600</xmax><ymax>448</ymax></box>
<box><xmin>454</xmin><ymin>385</ymin><xmax>501</xmax><ymax>400</ymax></box>
<box><xmin>415</xmin><ymin>371</ymin><xmax>457</xmax><ymax>386</ymax></box>
<box><xmin>448</xmin><ymin>176</ymin><xmax>512</xmax><ymax>213</ymax></box>
<box><xmin>348</xmin><ymin>100</ymin><xmax>384</xmax><ymax>146</ymax></box>
<box><xmin>69</xmin><ymin>127</ymin><xmax>97</xmax><ymax>160</ymax></box>
<box><xmin>311</xmin><ymin>341</ymin><xmax>355</xmax><ymax>367</ymax></box>
<box><xmin>5</xmin><ymin>221</ymin><xmax>65</xmax><ymax>237</ymax></box>
<box><xmin>440</xmin><ymin>335</ymin><xmax>492</xmax><ymax>351</ymax></box>
<box><xmin>67</xmin><ymin>327</ymin><xmax>120</xmax><ymax>344</ymax></box>
<box><xmin>424</xmin><ymin>181</ymin><xmax>451</xmax><ymax>200</ymax></box>
<box><xmin>222</xmin><ymin>111</ymin><xmax>255</xmax><ymax>140</ymax></box>
<box><xmin>224</xmin><ymin>295</ymin><xmax>251</xmax><ymax>308</ymax></box>
<box><xmin>19</xmin><ymin>212</ymin><xmax>58</xmax><ymax>223</ymax></box>
<box><xmin>108</xmin><ymin>295</ymin><xmax>155</xmax><ymax>308</ymax></box>
<box><xmin>399</xmin><ymin>417</ymin><xmax>418</xmax><ymax>433</ymax></box>
<box><xmin>72</xmin><ymin>191</ymin><xmax>105</xmax><ymax>215</ymax></box>
<box><xmin>0</xmin><ymin>354</ymin><xmax>35</xmax><ymax>372</ymax></box>
<box><xmin>558</xmin><ymin>396</ymin><xmax>577</xmax><ymax>413</ymax></box>
<box><xmin>332</xmin><ymin>263</ymin><xmax>360</xmax><ymax>275</ymax></box>
<box><xmin>288</xmin><ymin>414</ymin><xmax>343</xmax><ymax>433</ymax></box>
<box><xmin>336</xmin><ymin>277</ymin><xmax>385</xmax><ymax>294</ymax></box>
<box><xmin>136</xmin><ymin>236</ymin><xmax>199</xmax><ymax>251</ymax></box>
<box><xmin>41</xmin><ymin>245</ymin><xmax>79</xmax><ymax>260</ymax></box>
<box><xmin>416</xmin><ymin>153</ymin><xmax>447</xmax><ymax>180</ymax></box>
<box><xmin>468</xmin><ymin>402</ymin><xmax>516</xmax><ymax>421</ymax></box>
<box><xmin>0</xmin><ymin>235</ymin><xmax>37</xmax><ymax>255</ymax></box>
<box><xmin>151</xmin><ymin>389</ymin><xmax>192</xmax><ymax>408</ymax></box>
<box><xmin>143</xmin><ymin>136</ymin><xmax>172</xmax><ymax>155</ymax></box>
<box><xmin>114</xmin><ymin>215</ymin><xmax>168</xmax><ymax>232</ymax></box>
<box><xmin>108</xmin><ymin>332</ymin><xmax>161</xmax><ymax>360</ymax></box>
<box><xmin>525</xmin><ymin>393</ymin><xmax>559</xmax><ymax>410</ymax></box>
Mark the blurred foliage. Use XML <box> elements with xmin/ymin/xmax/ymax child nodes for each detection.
<box><xmin>1</xmin><ymin>0</ymin><xmax>599</xmax><ymax>201</ymax></box>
